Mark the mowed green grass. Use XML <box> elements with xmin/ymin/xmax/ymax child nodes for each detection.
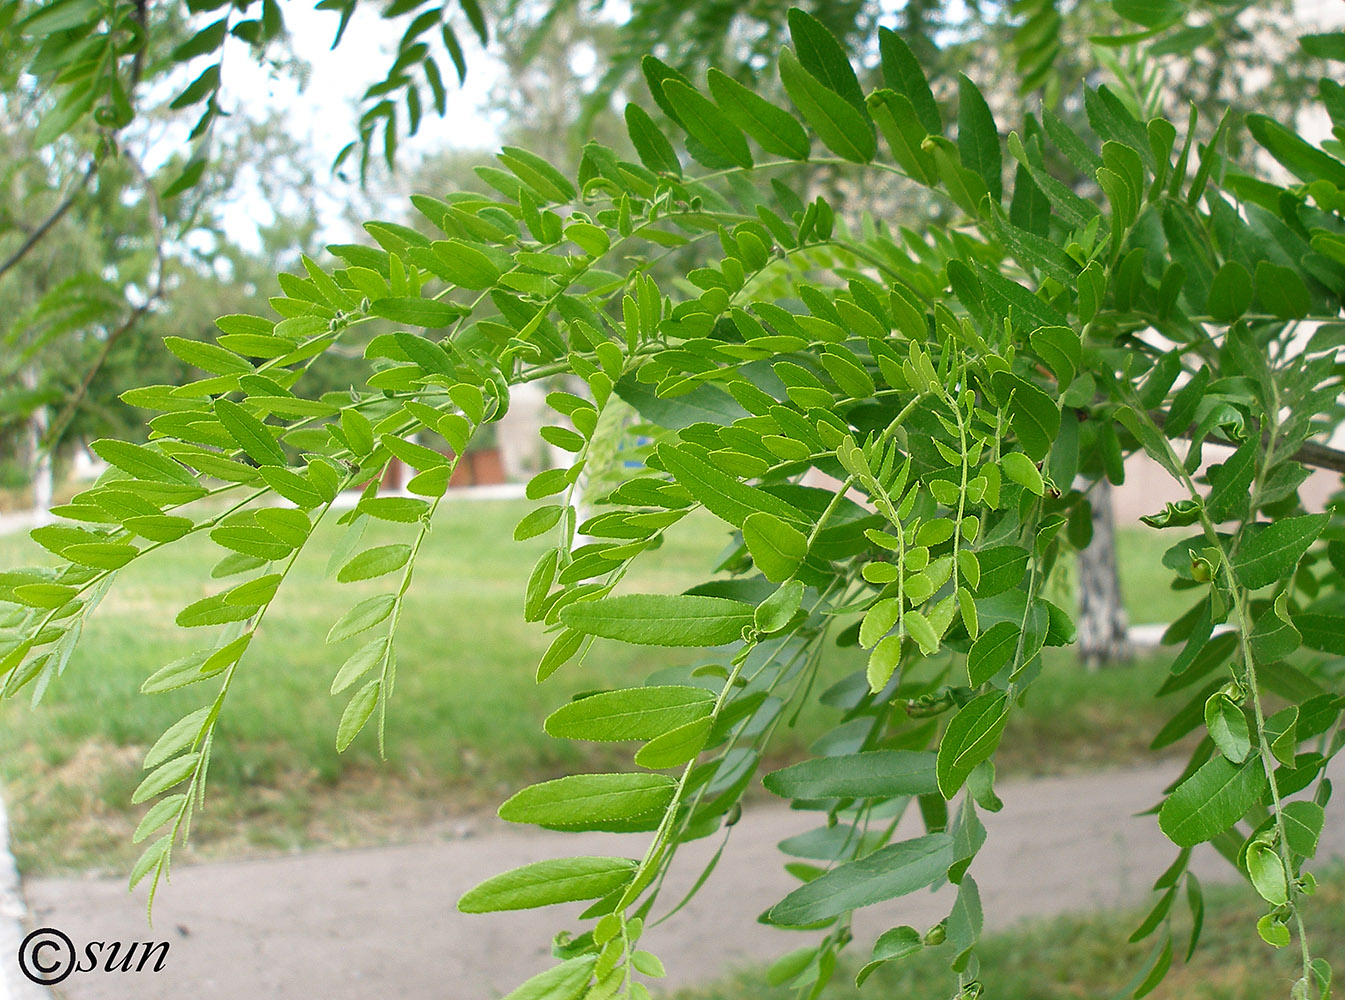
<box><xmin>0</xmin><ymin>503</ymin><xmax>1190</xmax><ymax>873</ymax></box>
<box><xmin>664</xmin><ymin>863</ymin><xmax>1344</xmax><ymax>1000</ymax></box>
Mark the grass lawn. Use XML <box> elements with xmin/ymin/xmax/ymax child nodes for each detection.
<box><xmin>664</xmin><ymin>863</ymin><xmax>1345</xmax><ymax>1000</ymax></box>
<box><xmin>1</xmin><ymin>501</ymin><xmax>1195</xmax><ymax>873</ymax></box>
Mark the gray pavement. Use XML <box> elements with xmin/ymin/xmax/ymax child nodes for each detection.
<box><xmin>15</xmin><ymin>758</ymin><xmax>1343</xmax><ymax>999</ymax></box>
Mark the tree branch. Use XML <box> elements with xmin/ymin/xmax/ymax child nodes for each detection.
<box><xmin>0</xmin><ymin>160</ymin><xmax>97</xmax><ymax>280</ymax></box>
<box><xmin>41</xmin><ymin>151</ymin><xmax>165</xmax><ymax>454</ymax></box>
<box><xmin>1144</xmin><ymin>407</ymin><xmax>1345</xmax><ymax>475</ymax></box>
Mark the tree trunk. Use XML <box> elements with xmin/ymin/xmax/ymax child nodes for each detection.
<box><xmin>21</xmin><ymin>367</ymin><xmax>54</xmax><ymax>526</ymax></box>
<box><xmin>1077</xmin><ymin>479</ymin><xmax>1129</xmax><ymax>669</ymax></box>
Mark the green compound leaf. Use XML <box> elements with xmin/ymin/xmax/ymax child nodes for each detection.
<box><xmin>763</xmin><ymin>750</ymin><xmax>938</xmax><ymax>800</ymax></box>
<box><xmin>937</xmin><ymin>691</ymin><xmax>1010</xmax><ymax>798</ymax></box>
<box><xmin>743</xmin><ymin>511</ymin><xmax>808</xmax><ymax>583</ymax></box>
<box><xmin>496</xmin><ymin>956</ymin><xmax>597</xmax><ymax>1000</ymax></box>
<box><xmin>1158</xmin><ymin>757</ymin><xmax>1266</xmax><ymax>847</ymax></box>
<box><xmin>778</xmin><ymin>48</ymin><xmax>875</xmax><ymax>164</ymax></box>
<box><xmin>457</xmin><ymin>857</ymin><xmax>637</xmax><ymax>913</ymax></box>
<box><xmin>767</xmin><ymin>833</ymin><xmax>953</xmax><ymax>925</ymax></box>
<box><xmin>967</xmin><ymin>620</ymin><xmax>1020</xmax><ymax>686</ymax></box>
<box><xmin>634</xmin><ymin>716</ymin><xmax>713</xmax><ymax>768</ymax></box>
<box><xmin>957</xmin><ymin>74</ymin><xmax>1002</xmax><ymax>202</ymax></box>
<box><xmin>544</xmin><ymin>685</ymin><xmax>714</xmax><ymax>742</ymax></box>
<box><xmin>90</xmin><ymin>439</ymin><xmax>197</xmax><ymax>486</ymax></box>
<box><xmin>625</xmin><ymin>103</ymin><xmax>681</xmax><ymax>176</ymax></box>
<box><xmin>498</xmin><ymin>772</ymin><xmax>677</xmax><ymax>830</ymax></box>
<box><xmin>1203</xmin><ymin>693</ymin><xmax>1251</xmax><ymax>764</ymax></box>
<box><xmin>336</xmin><ymin>679</ymin><xmax>380</xmax><ymax>751</ymax></box>
<box><xmin>658</xmin><ymin>443</ymin><xmax>807</xmax><ymax>528</ymax></box>
<box><xmin>560</xmin><ymin>594</ymin><xmax>754</xmax><ymax>647</ymax></box>
<box><xmin>1232</xmin><ymin>514</ymin><xmax>1327</xmax><ymax>591</ymax></box>
<box><xmin>662</xmin><ymin>80</ymin><xmax>753</xmax><ymax>169</ymax></box>
<box><xmin>707</xmin><ymin>68</ymin><xmax>810</xmax><ymax>159</ymax></box>
<box><xmin>214</xmin><ymin>398</ymin><xmax>286</xmax><ymax>466</ymax></box>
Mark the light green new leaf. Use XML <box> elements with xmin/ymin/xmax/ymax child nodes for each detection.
<box><xmin>762</xmin><ymin>750</ymin><xmax>938</xmax><ymax>800</ymax></box>
<box><xmin>457</xmin><ymin>857</ymin><xmax>637</xmax><ymax>913</ymax></box>
<box><xmin>778</xmin><ymin>49</ymin><xmax>875</xmax><ymax>164</ymax></box>
<box><xmin>498</xmin><ymin>772</ymin><xmax>676</xmax><ymax>828</ymax></box>
<box><xmin>62</xmin><ymin>542</ymin><xmax>138</xmax><ymax>570</ymax></box>
<box><xmin>856</xmin><ymin>925</ymin><xmax>923</xmax><ymax>987</ymax></box>
<box><xmin>544</xmin><ymin>685</ymin><xmax>714</xmax><ymax>741</ymax></box>
<box><xmin>936</xmin><ymin>691</ymin><xmax>1010</xmax><ymax>798</ymax></box>
<box><xmin>756</xmin><ymin>579</ymin><xmax>805</xmax><ymax>634</ymax></box>
<box><xmin>498</xmin><ymin>145</ymin><xmax>576</xmax><ymax>203</ymax></box>
<box><xmin>327</xmin><ymin>594</ymin><xmax>397</xmax><ymax>644</ymax></box>
<box><xmin>707</xmin><ymin>68</ymin><xmax>810</xmax><ymax>159</ymax></box>
<box><xmin>131</xmin><ymin>752</ymin><xmax>199</xmax><ymax>804</ymax></box>
<box><xmin>514</xmin><ymin>504</ymin><xmax>566</xmax><ymax>541</ymax></box>
<box><xmin>767</xmin><ymin>834</ymin><xmax>953</xmax><ymax>925</ymax></box>
<box><xmin>331</xmin><ymin>637</ymin><xmax>389</xmax><ymax>694</ymax></box>
<box><xmin>498</xmin><ymin>956</ymin><xmax>596</xmax><ymax>1000</ymax></box>
<box><xmin>175</xmin><ymin>593</ymin><xmax>259</xmax><ymax>628</ymax></box>
<box><xmin>258</xmin><ymin>467</ymin><xmax>324</xmax><ymax>509</ymax></box>
<box><xmin>634</xmin><ymin>715</ymin><xmax>714</xmax><ymax>769</ymax></box>
<box><xmin>337</xmin><ymin>544</ymin><xmax>412</xmax><ymax>583</ymax></box>
<box><xmin>1246</xmin><ymin>841</ymin><xmax>1288</xmax><ymax>905</ymax></box>
<box><xmin>743</xmin><ymin>512</ymin><xmax>807</xmax><ymax>582</ymax></box>
<box><xmin>133</xmin><ymin>795</ymin><xmax>186</xmax><ymax>844</ymax></box>
<box><xmin>1158</xmin><ymin>757</ymin><xmax>1266</xmax><ymax>847</ymax></box>
<box><xmin>662</xmin><ymin>80</ymin><xmax>753</xmax><ymax>169</ymax></box>
<box><xmin>1000</xmin><ymin>451</ymin><xmax>1045</xmax><ymax>496</ymax></box>
<box><xmin>560</xmin><ymin>594</ymin><xmax>753</xmax><ymax>647</ymax></box>
<box><xmin>129</xmin><ymin>834</ymin><xmax>171</xmax><ymax>891</ymax></box>
<box><xmin>143</xmin><ymin>708</ymin><xmax>211</xmax><ymax>771</ymax></box>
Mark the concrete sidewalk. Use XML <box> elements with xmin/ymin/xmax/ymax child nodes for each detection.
<box><xmin>16</xmin><ymin>758</ymin><xmax>1343</xmax><ymax>999</ymax></box>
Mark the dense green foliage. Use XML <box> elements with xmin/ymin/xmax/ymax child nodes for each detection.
<box><xmin>3</xmin><ymin>4</ymin><xmax>1345</xmax><ymax>999</ymax></box>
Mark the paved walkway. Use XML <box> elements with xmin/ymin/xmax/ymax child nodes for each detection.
<box><xmin>14</xmin><ymin>758</ymin><xmax>1343</xmax><ymax>999</ymax></box>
